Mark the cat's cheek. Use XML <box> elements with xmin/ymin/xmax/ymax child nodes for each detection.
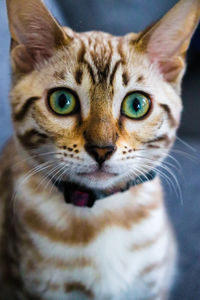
<box><xmin>121</xmin><ymin>118</ymin><xmax>153</xmax><ymax>140</ymax></box>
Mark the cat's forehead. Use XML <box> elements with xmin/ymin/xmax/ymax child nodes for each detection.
<box><xmin>63</xmin><ymin>28</ymin><xmax>139</xmax><ymax>66</ymax></box>
<box><xmin>63</xmin><ymin>27</ymin><xmax>138</xmax><ymax>51</ymax></box>
<box><xmin>59</xmin><ymin>28</ymin><xmax>140</xmax><ymax>87</ymax></box>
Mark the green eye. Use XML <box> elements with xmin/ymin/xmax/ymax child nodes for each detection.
<box><xmin>121</xmin><ymin>92</ymin><xmax>151</xmax><ymax>119</ymax></box>
<box><xmin>48</xmin><ymin>89</ymin><xmax>78</xmax><ymax>115</ymax></box>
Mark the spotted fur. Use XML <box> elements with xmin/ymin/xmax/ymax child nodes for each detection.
<box><xmin>0</xmin><ymin>0</ymin><xmax>200</xmax><ymax>299</ymax></box>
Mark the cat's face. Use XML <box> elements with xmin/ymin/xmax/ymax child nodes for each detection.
<box><xmin>11</xmin><ymin>31</ymin><xmax>181</xmax><ymax>190</ymax></box>
<box><xmin>7</xmin><ymin>0</ymin><xmax>199</xmax><ymax>190</ymax></box>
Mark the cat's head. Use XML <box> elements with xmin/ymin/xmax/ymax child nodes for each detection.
<box><xmin>6</xmin><ymin>0</ymin><xmax>200</xmax><ymax>190</ymax></box>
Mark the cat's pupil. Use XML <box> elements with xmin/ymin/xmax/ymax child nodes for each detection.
<box><xmin>58</xmin><ymin>94</ymin><xmax>68</xmax><ymax>108</ymax></box>
<box><xmin>133</xmin><ymin>98</ymin><xmax>141</xmax><ymax>112</ymax></box>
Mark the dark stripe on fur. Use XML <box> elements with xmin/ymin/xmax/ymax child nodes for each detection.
<box><xmin>78</xmin><ymin>41</ymin><xmax>96</xmax><ymax>84</ymax></box>
<box><xmin>110</xmin><ymin>60</ymin><xmax>122</xmax><ymax>85</ymax></box>
<box><xmin>117</xmin><ymin>39</ymin><xmax>126</xmax><ymax>64</ymax></box>
<box><xmin>96</xmin><ymin>62</ymin><xmax>110</xmax><ymax>83</ymax></box>
<box><xmin>145</xmin><ymin>134</ymin><xmax>171</xmax><ymax>148</ymax></box>
<box><xmin>65</xmin><ymin>282</ymin><xmax>94</xmax><ymax>298</ymax></box>
<box><xmin>85</xmin><ymin>61</ymin><xmax>96</xmax><ymax>84</ymax></box>
<box><xmin>17</xmin><ymin>129</ymin><xmax>48</xmax><ymax>148</ymax></box>
<box><xmin>77</xmin><ymin>40</ymin><xmax>86</xmax><ymax>63</ymax></box>
<box><xmin>159</xmin><ymin>104</ymin><xmax>177</xmax><ymax>127</ymax></box>
<box><xmin>13</xmin><ymin>97</ymin><xmax>40</xmax><ymax>121</ymax></box>
<box><xmin>75</xmin><ymin>68</ymin><xmax>83</xmax><ymax>85</ymax></box>
<box><xmin>137</xmin><ymin>75</ymin><xmax>144</xmax><ymax>83</ymax></box>
<box><xmin>122</xmin><ymin>71</ymin><xmax>130</xmax><ymax>86</ymax></box>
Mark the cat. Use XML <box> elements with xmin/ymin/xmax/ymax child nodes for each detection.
<box><xmin>0</xmin><ymin>0</ymin><xmax>199</xmax><ymax>299</ymax></box>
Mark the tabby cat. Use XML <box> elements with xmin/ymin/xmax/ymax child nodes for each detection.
<box><xmin>0</xmin><ymin>0</ymin><xmax>199</xmax><ymax>299</ymax></box>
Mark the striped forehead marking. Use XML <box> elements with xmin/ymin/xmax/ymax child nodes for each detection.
<box><xmin>75</xmin><ymin>36</ymin><xmax>129</xmax><ymax>87</ymax></box>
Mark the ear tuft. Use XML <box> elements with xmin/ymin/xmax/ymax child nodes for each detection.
<box><xmin>136</xmin><ymin>0</ymin><xmax>200</xmax><ymax>92</ymax></box>
<box><xmin>6</xmin><ymin>0</ymin><xmax>71</xmax><ymax>74</ymax></box>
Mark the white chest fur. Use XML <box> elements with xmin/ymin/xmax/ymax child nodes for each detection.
<box><xmin>16</xmin><ymin>178</ymin><xmax>175</xmax><ymax>300</ymax></box>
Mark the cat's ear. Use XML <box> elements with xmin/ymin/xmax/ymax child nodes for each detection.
<box><xmin>6</xmin><ymin>0</ymin><xmax>71</xmax><ymax>73</ymax></box>
<box><xmin>136</xmin><ymin>0</ymin><xmax>200</xmax><ymax>92</ymax></box>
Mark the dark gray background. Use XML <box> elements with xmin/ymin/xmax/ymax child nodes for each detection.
<box><xmin>0</xmin><ymin>1</ymin><xmax>200</xmax><ymax>299</ymax></box>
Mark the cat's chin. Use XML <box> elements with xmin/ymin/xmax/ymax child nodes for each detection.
<box><xmin>66</xmin><ymin>171</ymin><xmax>129</xmax><ymax>190</ymax></box>
<box><xmin>78</xmin><ymin>170</ymin><xmax>117</xmax><ymax>181</ymax></box>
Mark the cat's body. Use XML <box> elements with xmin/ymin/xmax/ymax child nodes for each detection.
<box><xmin>0</xmin><ymin>139</ymin><xmax>175</xmax><ymax>300</ymax></box>
<box><xmin>0</xmin><ymin>0</ymin><xmax>199</xmax><ymax>299</ymax></box>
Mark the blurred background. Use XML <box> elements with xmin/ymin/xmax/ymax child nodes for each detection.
<box><xmin>0</xmin><ymin>0</ymin><xmax>200</xmax><ymax>299</ymax></box>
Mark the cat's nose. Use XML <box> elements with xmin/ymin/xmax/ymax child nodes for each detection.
<box><xmin>85</xmin><ymin>144</ymin><xmax>116</xmax><ymax>165</ymax></box>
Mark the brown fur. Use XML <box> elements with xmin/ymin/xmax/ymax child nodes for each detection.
<box><xmin>23</xmin><ymin>196</ymin><xmax>161</xmax><ymax>245</ymax></box>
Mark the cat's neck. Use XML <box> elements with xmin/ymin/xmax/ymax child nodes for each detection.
<box><xmin>52</xmin><ymin>170</ymin><xmax>156</xmax><ymax>208</ymax></box>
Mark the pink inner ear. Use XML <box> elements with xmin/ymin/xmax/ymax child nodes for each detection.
<box><xmin>140</xmin><ymin>0</ymin><xmax>200</xmax><ymax>84</ymax></box>
<box><xmin>18</xmin><ymin>17</ymin><xmax>58</xmax><ymax>63</ymax></box>
<box><xmin>7</xmin><ymin>0</ymin><xmax>69</xmax><ymax>73</ymax></box>
<box><xmin>12</xmin><ymin>45</ymin><xmax>35</xmax><ymax>73</ymax></box>
<box><xmin>145</xmin><ymin>32</ymin><xmax>187</xmax><ymax>83</ymax></box>
<box><xmin>159</xmin><ymin>57</ymin><xmax>185</xmax><ymax>82</ymax></box>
